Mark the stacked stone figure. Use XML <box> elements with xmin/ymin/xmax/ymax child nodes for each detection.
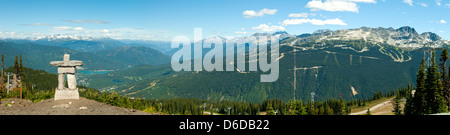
<box><xmin>50</xmin><ymin>54</ymin><xmax>83</xmax><ymax>100</ymax></box>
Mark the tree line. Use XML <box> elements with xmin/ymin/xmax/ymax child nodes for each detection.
<box><xmin>1</xmin><ymin>54</ymin><xmax>56</xmax><ymax>102</ymax></box>
<box><xmin>404</xmin><ymin>49</ymin><xmax>450</xmax><ymax>115</ymax></box>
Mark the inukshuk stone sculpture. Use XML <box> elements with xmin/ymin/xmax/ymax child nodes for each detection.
<box><xmin>50</xmin><ymin>54</ymin><xmax>83</xmax><ymax>100</ymax></box>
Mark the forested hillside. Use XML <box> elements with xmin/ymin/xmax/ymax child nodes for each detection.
<box><xmin>102</xmin><ymin>39</ymin><xmax>429</xmax><ymax>103</ymax></box>
<box><xmin>0</xmin><ymin>41</ymin><xmax>170</xmax><ymax>72</ymax></box>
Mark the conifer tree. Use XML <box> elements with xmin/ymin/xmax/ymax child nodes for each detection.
<box><xmin>1</xmin><ymin>54</ymin><xmax>4</xmax><ymax>88</ymax></box>
<box><xmin>309</xmin><ymin>103</ymin><xmax>318</xmax><ymax>115</ymax></box>
<box><xmin>1</xmin><ymin>54</ymin><xmax>4</xmax><ymax>76</ymax></box>
<box><xmin>407</xmin><ymin>82</ymin><xmax>412</xmax><ymax>96</ymax></box>
<box><xmin>408</xmin><ymin>58</ymin><xmax>427</xmax><ymax>115</ymax></box>
<box><xmin>319</xmin><ymin>105</ymin><xmax>325</xmax><ymax>115</ymax></box>
<box><xmin>404</xmin><ymin>90</ymin><xmax>414</xmax><ymax>115</ymax></box>
<box><xmin>286</xmin><ymin>100</ymin><xmax>297</xmax><ymax>115</ymax></box>
<box><xmin>441</xmin><ymin>49</ymin><xmax>450</xmax><ymax>110</ymax></box>
<box><xmin>19</xmin><ymin>55</ymin><xmax>24</xmax><ymax>79</ymax></box>
<box><xmin>265</xmin><ymin>103</ymin><xmax>275</xmax><ymax>115</ymax></box>
<box><xmin>434</xmin><ymin>91</ymin><xmax>447</xmax><ymax>113</ymax></box>
<box><xmin>297</xmin><ymin>101</ymin><xmax>308</xmax><ymax>115</ymax></box>
<box><xmin>392</xmin><ymin>91</ymin><xmax>402</xmax><ymax>115</ymax></box>
<box><xmin>439</xmin><ymin>49</ymin><xmax>448</xmax><ymax>81</ymax></box>
<box><xmin>341</xmin><ymin>99</ymin><xmax>348</xmax><ymax>115</ymax></box>
<box><xmin>425</xmin><ymin>51</ymin><xmax>447</xmax><ymax>114</ymax></box>
<box><xmin>325</xmin><ymin>105</ymin><xmax>334</xmax><ymax>115</ymax></box>
<box><xmin>14</xmin><ymin>55</ymin><xmax>19</xmax><ymax>75</ymax></box>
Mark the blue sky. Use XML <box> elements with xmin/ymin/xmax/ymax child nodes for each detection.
<box><xmin>0</xmin><ymin>0</ymin><xmax>449</xmax><ymax>41</ymax></box>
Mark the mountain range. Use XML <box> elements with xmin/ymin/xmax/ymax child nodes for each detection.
<box><xmin>0</xmin><ymin>39</ymin><xmax>171</xmax><ymax>72</ymax></box>
<box><xmin>2</xmin><ymin>26</ymin><xmax>449</xmax><ymax>103</ymax></box>
<box><xmin>292</xmin><ymin>26</ymin><xmax>448</xmax><ymax>49</ymax></box>
<box><xmin>81</xmin><ymin>26</ymin><xmax>449</xmax><ymax>103</ymax></box>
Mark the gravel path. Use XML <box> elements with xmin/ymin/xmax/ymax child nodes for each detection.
<box><xmin>0</xmin><ymin>97</ymin><xmax>153</xmax><ymax>115</ymax></box>
<box><xmin>350</xmin><ymin>99</ymin><xmax>393</xmax><ymax>115</ymax></box>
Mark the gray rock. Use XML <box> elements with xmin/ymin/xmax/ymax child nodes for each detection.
<box><xmin>52</xmin><ymin>104</ymin><xmax>69</xmax><ymax>108</ymax></box>
<box><xmin>67</xmin><ymin>74</ymin><xmax>77</xmax><ymax>89</ymax></box>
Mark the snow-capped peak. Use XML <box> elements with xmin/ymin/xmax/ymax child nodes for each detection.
<box><xmin>297</xmin><ymin>26</ymin><xmax>447</xmax><ymax>49</ymax></box>
<box><xmin>29</xmin><ymin>34</ymin><xmax>94</xmax><ymax>41</ymax></box>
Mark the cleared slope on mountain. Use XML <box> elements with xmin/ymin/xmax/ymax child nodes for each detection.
<box><xmin>85</xmin><ymin>64</ymin><xmax>174</xmax><ymax>90</ymax></box>
<box><xmin>294</xmin><ymin>26</ymin><xmax>448</xmax><ymax>49</ymax></box>
<box><xmin>108</xmin><ymin>39</ymin><xmax>422</xmax><ymax>103</ymax></box>
<box><xmin>93</xmin><ymin>26</ymin><xmax>448</xmax><ymax>103</ymax></box>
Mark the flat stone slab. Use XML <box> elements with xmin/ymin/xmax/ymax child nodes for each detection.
<box><xmin>50</xmin><ymin>61</ymin><xmax>83</xmax><ymax>67</ymax></box>
<box><xmin>54</xmin><ymin>88</ymin><xmax>79</xmax><ymax>100</ymax></box>
<box><xmin>67</xmin><ymin>74</ymin><xmax>77</xmax><ymax>89</ymax></box>
<box><xmin>58</xmin><ymin>67</ymin><xmax>75</xmax><ymax>74</ymax></box>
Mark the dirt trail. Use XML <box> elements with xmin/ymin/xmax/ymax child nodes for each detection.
<box><xmin>351</xmin><ymin>98</ymin><xmax>393</xmax><ymax>115</ymax></box>
<box><xmin>203</xmin><ymin>111</ymin><xmax>221</xmax><ymax>115</ymax></box>
<box><xmin>0</xmin><ymin>97</ymin><xmax>153</xmax><ymax>115</ymax></box>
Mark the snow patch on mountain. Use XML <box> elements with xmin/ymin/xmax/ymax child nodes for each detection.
<box><xmin>310</xmin><ymin>26</ymin><xmax>447</xmax><ymax>49</ymax></box>
<box><xmin>28</xmin><ymin>34</ymin><xmax>94</xmax><ymax>41</ymax></box>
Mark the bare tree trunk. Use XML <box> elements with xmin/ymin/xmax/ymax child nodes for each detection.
<box><xmin>11</xmin><ymin>74</ymin><xmax>17</xmax><ymax>90</ymax></box>
<box><xmin>20</xmin><ymin>81</ymin><xmax>22</xmax><ymax>101</ymax></box>
<box><xmin>446</xmin><ymin>68</ymin><xmax>450</xmax><ymax>110</ymax></box>
<box><xmin>0</xmin><ymin>69</ymin><xmax>3</xmax><ymax>92</ymax></box>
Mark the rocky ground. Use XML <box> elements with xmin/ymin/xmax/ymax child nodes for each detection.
<box><xmin>0</xmin><ymin>97</ymin><xmax>154</xmax><ymax>115</ymax></box>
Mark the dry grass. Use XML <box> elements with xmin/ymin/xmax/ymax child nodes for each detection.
<box><xmin>351</xmin><ymin>97</ymin><xmax>406</xmax><ymax>115</ymax></box>
<box><xmin>351</xmin><ymin>97</ymin><xmax>393</xmax><ymax>113</ymax></box>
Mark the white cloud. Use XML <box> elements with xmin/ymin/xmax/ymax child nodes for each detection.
<box><xmin>436</xmin><ymin>0</ymin><xmax>442</xmax><ymax>6</ymax></box>
<box><xmin>52</xmin><ymin>26</ymin><xmax>84</xmax><ymax>31</ymax></box>
<box><xmin>0</xmin><ymin>31</ymin><xmax>48</xmax><ymax>39</ymax></box>
<box><xmin>282</xmin><ymin>18</ymin><xmax>347</xmax><ymax>26</ymax></box>
<box><xmin>20</xmin><ymin>23</ymin><xmax>52</xmax><ymax>26</ymax></box>
<box><xmin>89</xmin><ymin>28</ymin><xmax>170</xmax><ymax>41</ymax></box>
<box><xmin>288</xmin><ymin>13</ymin><xmax>315</xmax><ymax>18</ymax></box>
<box><xmin>305</xmin><ymin>0</ymin><xmax>376</xmax><ymax>13</ymax></box>
<box><xmin>0</xmin><ymin>27</ymin><xmax>171</xmax><ymax>41</ymax></box>
<box><xmin>243</xmin><ymin>8</ymin><xmax>277</xmax><ymax>18</ymax></box>
<box><xmin>0</xmin><ymin>32</ymin><xmax>16</xmax><ymax>37</ymax></box>
<box><xmin>235</xmin><ymin>31</ymin><xmax>249</xmax><ymax>34</ymax></box>
<box><xmin>403</xmin><ymin>0</ymin><xmax>413</xmax><ymax>6</ymax></box>
<box><xmin>252</xmin><ymin>24</ymin><xmax>286</xmax><ymax>32</ymax></box>
<box><xmin>101</xmin><ymin>29</ymin><xmax>110</xmax><ymax>33</ymax></box>
<box><xmin>418</xmin><ymin>2</ymin><xmax>428</xmax><ymax>7</ymax></box>
<box><xmin>440</xmin><ymin>20</ymin><xmax>447</xmax><ymax>24</ymax></box>
<box><xmin>63</xmin><ymin>20</ymin><xmax>109</xmax><ymax>24</ymax></box>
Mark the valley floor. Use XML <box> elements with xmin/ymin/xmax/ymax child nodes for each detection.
<box><xmin>0</xmin><ymin>97</ymin><xmax>154</xmax><ymax>115</ymax></box>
